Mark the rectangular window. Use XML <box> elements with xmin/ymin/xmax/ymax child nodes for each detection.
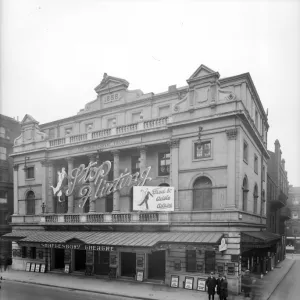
<box><xmin>158</xmin><ymin>152</ymin><xmax>170</xmax><ymax>176</ymax></box>
<box><xmin>254</xmin><ymin>154</ymin><xmax>258</xmax><ymax>174</ymax></box>
<box><xmin>205</xmin><ymin>251</ymin><xmax>215</xmax><ymax>274</ymax></box>
<box><xmin>262</xmin><ymin>165</ymin><xmax>265</xmax><ymax>181</ymax></box>
<box><xmin>132</xmin><ymin>112</ymin><xmax>141</xmax><ymax>123</ymax></box>
<box><xmin>194</xmin><ymin>141</ymin><xmax>211</xmax><ymax>159</ymax></box>
<box><xmin>26</xmin><ymin>167</ymin><xmax>35</xmax><ymax>179</ymax></box>
<box><xmin>30</xmin><ymin>247</ymin><xmax>36</xmax><ymax>259</ymax></box>
<box><xmin>22</xmin><ymin>246</ymin><xmax>27</xmax><ymax>258</ymax></box>
<box><xmin>255</xmin><ymin>110</ymin><xmax>259</xmax><ymax>127</ymax></box>
<box><xmin>107</xmin><ymin>118</ymin><xmax>116</xmax><ymax>128</ymax></box>
<box><xmin>0</xmin><ymin>146</ymin><xmax>7</xmax><ymax>160</ymax></box>
<box><xmin>108</xmin><ymin>160</ymin><xmax>114</xmax><ymax>181</ymax></box>
<box><xmin>131</xmin><ymin>156</ymin><xmax>140</xmax><ymax>174</ymax></box>
<box><xmin>186</xmin><ymin>250</ymin><xmax>196</xmax><ymax>272</ymax></box>
<box><xmin>243</xmin><ymin>141</ymin><xmax>248</xmax><ymax>163</ymax></box>
<box><xmin>49</xmin><ymin>128</ymin><xmax>55</xmax><ymax>139</ymax></box>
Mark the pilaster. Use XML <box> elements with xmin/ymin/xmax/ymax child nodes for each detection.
<box><xmin>112</xmin><ymin>150</ymin><xmax>120</xmax><ymax>212</ymax></box>
<box><xmin>169</xmin><ymin>139</ymin><xmax>180</xmax><ymax>211</ymax></box>
<box><xmin>13</xmin><ymin>164</ymin><xmax>19</xmax><ymax>214</ymax></box>
<box><xmin>66</xmin><ymin>157</ymin><xmax>75</xmax><ymax>213</ymax></box>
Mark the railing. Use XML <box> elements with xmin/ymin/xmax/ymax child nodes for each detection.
<box><xmin>45</xmin><ymin>215</ymin><xmax>58</xmax><ymax>223</ymax></box>
<box><xmin>86</xmin><ymin>214</ymin><xmax>104</xmax><ymax>223</ymax></box>
<box><xmin>144</xmin><ymin>116</ymin><xmax>169</xmax><ymax>129</ymax></box>
<box><xmin>69</xmin><ymin>133</ymin><xmax>87</xmax><ymax>143</ymax></box>
<box><xmin>116</xmin><ymin>123</ymin><xmax>138</xmax><ymax>135</ymax></box>
<box><xmin>49</xmin><ymin>138</ymin><xmax>65</xmax><ymax>147</ymax></box>
<box><xmin>112</xmin><ymin>213</ymin><xmax>132</xmax><ymax>222</ymax></box>
<box><xmin>139</xmin><ymin>212</ymin><xmax>159</xmax><ymax>222</ymax></box>
<box><xmin>64</xmin><ymin>215</ymin><xmax>80</xmax><ymax>223</ymax></box>
<box><xmin>92</xmin><ymin>129</ymin><xmax>111</xmax><ymax>139</ymax></box>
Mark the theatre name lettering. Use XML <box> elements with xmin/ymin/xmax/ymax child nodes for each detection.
<box><xmin>40</xmin><ymin>243</ymin><xmax>115</xmax><ymax>251</ymax></box>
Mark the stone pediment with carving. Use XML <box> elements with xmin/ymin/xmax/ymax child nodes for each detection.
<box><xmin>94</xmin><ymin>73</ymin><xmax>129</xmax><ymax>95</ymax></box>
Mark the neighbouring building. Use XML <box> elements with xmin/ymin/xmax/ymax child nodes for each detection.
<box><xmin>266</xmin><ymin>140</ymin><xmax>290</xmax><ymax>262</ymax></box>
<box><xmin>286</xmin><ymin>186</ymin><xmax>300</xmax><ymax>253</ymax></box>
<box><xmin>0</xmin><ymin>114</ymin><xmax>21</xmax><ymax>262</ymax></box>
<box><xmin>3</xmin><ymin>65</ymin><xmax>281</xmax><ymax>294</ymax></box>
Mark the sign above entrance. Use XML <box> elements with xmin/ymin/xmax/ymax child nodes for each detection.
<box><xmin>219</xmin><ymin>238</ymin><xmax>227</xmax><ymax>252</ymax></box>
<box><xmin>40</xmin><ymin>243</ymin><xmax>116</xmax><ymax>251</ymax></box>
<box><xmin>133</xmin><ymin>186</ymin><xmax>174</xmax><ymax>211</ymax></box>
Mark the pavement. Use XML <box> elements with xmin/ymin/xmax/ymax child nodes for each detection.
<box><xmin>0</xmin><ymin>256</ymin><xmax>296</xmax><ymax>300</ymax></box>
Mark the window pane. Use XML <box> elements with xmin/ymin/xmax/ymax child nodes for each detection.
<box><xmin>158</xmin><ymin>152</ymin><xmax>170</xmax><ymax>175</ymax></box>
<box><xmin>27</xmin><ymin>167</ymin><xmax>34</xmax><ymax>179</ymax></box>
<box><xmin>194</xmin><ymin>142</ymin><xmax>211</xmax><ymax>159</ymax></box>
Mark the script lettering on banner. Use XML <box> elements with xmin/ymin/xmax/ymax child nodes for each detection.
<box><xmin>133</xmin><ymin>186</ymin><xmax>174</xmax><ymax>211</ymax></box>
<box><xmin>40</xmin><ymin>243</ymin><xmax>115</xmax><ymax>251</ymax></box>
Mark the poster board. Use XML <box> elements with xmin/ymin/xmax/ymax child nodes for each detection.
<box><xmin>227</xmin><ymin>263</ymin><xmax>235</xmax><ymax>275</ymax></box>
<box><xmin>64</xmin><ymin>264</ymin><xmax>70</xmax><ymax>273</ymax></box>
<box><xmin>197</xmin><ymin>278</ymin><xmax>206</xmax><ymax>291</ymax></box>
<box><xmin>35</xmin><ymin>263</ymin><xmax>40</xmax><ymax>272</ymax></box>
<box><xmin>30</xmin><ymin>263</ymin><xmax>36</xmax><ymax>272</ymax></box>
<box><xmin>136</xmin><ymin>270</ymin><xmax>144</xmax><ymax>282</ymax></box>
<box><xmin>25</xmin><ymin>262</ymin><xmax>31</xmax><ymax>272</ymax></box>
<box><xmin>170</xmin><ymin>275</ymin><xmax>179</xmax><ymax>288</ymax></box>
<box><xmin>40</xmin><ymin>264</ymin><xmax>46</xmax><ymax>273</ymax></box>
<box><xmin>184</xmin><ymin>277</ymin><xmax>194</xmax><ymax>290</ymax></box>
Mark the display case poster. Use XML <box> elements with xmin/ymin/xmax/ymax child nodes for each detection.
<box><xmin>227</xmin><ymin>263</ymin><xmax>235</xmax><ymax>275</ymax></box>
<box><xmin>136</xmin><ymin>270</ymin><xmax>144</xmax><ymax>282</ymax></box>
<box><xmin>170</xmin><ymin>275</ymin><xmax>179</xmax><ymax>288</ymax></box>
<box><xmin>40</xmin><ymin>264</ymin><xmax>46</xmax><ymax>273</ymax></box>
<box><xmin>30</xmin><ymin>263</ymin><xmax>36</xmax><ymax>272</ymax></box>
<box><xmin>184</xmin><ymin>277</ymin><xmax>194</xmax><ymax>290</ymax></box>
<box><xmin>26</xmin><ymin>262</ymin><xmax>31</xmax><ymax>272</ymax></box>
<box><xmin>197</xmin><ymin>278</ymin><xmax>206</xmax><ymax>291</ymax></box>
<box><xmin>35</xmin><ymin>263</ymin><xmax>40</xmax><ymax>272</ymax></box>
<box><xmin>64</xmin><ymin>264</ymin><xmax>70</xmax><ymax>273</ymax></box>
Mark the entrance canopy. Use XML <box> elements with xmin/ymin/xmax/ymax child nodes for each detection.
<box><xmin>241</xmin><ymin>231</ymin><xmax>281</xmax><ymax>249</ymax></box>
<box><xmin>2</xmin><ymin>230</ymin><xmax>223</xmax><ymax>248</ymax></box>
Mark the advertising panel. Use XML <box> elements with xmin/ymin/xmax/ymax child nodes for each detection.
<box><xmin>133</xmin><ymin>186</ymin><xmax>174</xmax><ymax>211</ymax></box>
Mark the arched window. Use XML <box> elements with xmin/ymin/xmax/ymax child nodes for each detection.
<box><xmin>193</xmin><ymin>176</ymin><xmax>212</xmax><ymax>210</ymax></box>
<box><xmin>242</xmin><ymin>176</ymin><xmax>248</xmax><ymax>211</ymax></box>
<box><xmin>26</xmin><ymin>191</ymin><xmax>35</xmax><ymax>215</ymax></box>
<box><xmin>261</xmin><ymin>190</ymin><xmax>265</xmax><ymax>215</ymax></box>
<box><xmin>253</xmin><ymin>184</ymin><xmax>258</xmax><ymax>214</ymax></box>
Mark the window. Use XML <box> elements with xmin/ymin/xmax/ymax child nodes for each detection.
<box><xmin>26</xmin><ymin>167</ymin><xmax>35</xmax><ymax>179</ymax></box>
<box><xmin>242</xmin><ymin>176</ymin><xmax>248</xmax><ymax>211</ymax></box>
<box><xmin>132</xmin><ymin>112</ymin><xmax>141</xmax><ymax>123</ymax></box>
<box><xmin>261</xmin><ymin>190</ymin><xmax>265</xmax><ymax>215</ymax></box>
<box><xmin>108</xmin><ymin>160</ymin><xmax>114</xmax><ymax>181</ymax></box>
<box><xmin>194</xmin><ymin>141</ymin><xmax>211</xmax><ymax>159</ymax></box>
<box><xmin>30</xmin><ymin>247</ymin><xmax>36</xmax><ymax>259</ymax></box>
<box><xmin>205</xmin><ymin>251</ymin><xmax>215</xmax><ymax>274</ymax></box>
<box><xmin>0</xmin><ymin>170</ymin><xmax>9</xmax><ymax>182</ymax></box>
<box><xmin>186</xmin><ymin>250</ymin><xmax>196</xmax><ymax>272</ymax></box>
<box><xmin>22</xmin><ymin>246</ymin><xmax>27</xmax><ymax>258</ymax></box>
<box><xmin>253</xmin><ymin>184</ymin><xmax>258</xmax><ymax>214</ymax></box>
<box><xmin>243</xmin><ymin>142</ymin><xmax>248</xmax><ymax>163</ymax></box>
<box><xmin>193</xmin><ymin>176</ymin><xmax>213</xmax><ymax>210</ymax></box>
<box><xmin>0</xmin><ymin>127</ymin><xmax>5</xmax><ymax>138</ymax></box>
<box><xmin>262</xmin><ymin>165</ymin><xmax>265</xmax><ymax>182</ymax></box>
<box><xmin>158</xmin><ymin>152</ymin><xmax>170</xmax><ymax>176</ymax></box>
<box><xmin>255</xmin><ymin>110</ymin><xmax>258</xmax><ymax>127</ymax></box>
<box><xmin>84</xmin><ymin>199</ymin><xmax>90</xmax><ymax>213</ymax></box>
<box><xmin>158</xmin><ymin>105</ymin><xmax>170</xmax><ymax>117</ymax></box>
<box><xmin>49</xmin><ymin>128</ymin><xmax>55</xmax><ymax>139</ymax></box>
<box><xmin>26</xmin><ymin>191</ymin><xmax>35</xmax><ymax>215</ymax></box>
<box><xmin>0</xmin><ymin>190</ymin><xmax>8</xmax><ymax>204</ymax></box>
<box><xmin>254</xmin><ymin>154</ymin><xmax>258</xmax><ymax>174</ymax></box>
<box><xmin>131</xmin><ymin>156</ymin><xmax>140</xmax><ymax>174</ymax></box>
<box><xmin>107</xmin><ymin>118</ymin><xmax>116</xmax><ymax>128</ymax></box>
<box><xmin>0</xmin><ymin>146</ymin><xmax>7</xmax><ymax>160</ymax></box>
<box><xmin>65</xmin><ymin>127</ymin><xmax>72</xmax><ymax>135</ymax></box>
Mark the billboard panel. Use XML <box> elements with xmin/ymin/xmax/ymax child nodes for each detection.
<box><xmin>133</xmin><ymin>186</ymin><xmax>174</xmax><ymax>212</ymax></box>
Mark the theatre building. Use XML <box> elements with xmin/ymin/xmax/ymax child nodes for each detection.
<box><xmin>3</xmin><ymin>65</ymin><xmax>281</xmax><ymax>294</ymax></box>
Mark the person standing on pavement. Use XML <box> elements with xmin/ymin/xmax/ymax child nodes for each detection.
<box><xmin>242</xmin><ymin>270</ymin><xmax>252</xmax><ymax>299</ymax></box>
<box><xmin>216</xmin><ymin>273</ymin><xmax>223</xmax><ymax>300</ymax></box>
<box><xmin>206</xmin><ymin>272</ymin><xmax>217</xmax><ymax>300</ymax></box>
<box><xmin>220</xmin><ymin>275</ymin><xmax>228</xmax><ymax>300</ymax></box>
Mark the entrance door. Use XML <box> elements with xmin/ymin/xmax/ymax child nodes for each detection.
<box><xmin>148</xmin><ymin>251</ymin><xmax>165</xmax><ymax>280</ymax></box>
<box><xmin>121</xmin><ymin>252</ymin><xmax>136</xmax><ymax>277</ymax></box>
<box><xmin>94</xmin><ymin>251</ymin><xmax>110</xmax><ymax>275</ymax></box>
<box><xmin>54</xmin><ymin>249</ymin><xmax>65</xmax><ymax>269</ymax></box>
<box><xmin>74</xmin><ymin>250</ymin><xmax>86</xmax><ymax>272</ymax></box>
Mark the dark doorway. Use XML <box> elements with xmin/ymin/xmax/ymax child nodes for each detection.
<box><xmin>94</xmin><ymin>251</ymin><xmax>110</xmax><ymax>275</ymax></box>
<box><xmin>106</xmin><ymin>194</ymin><xmax>113</xmax><ymax>212</ymax></box>
<box><xmin>121</xmin><ymin>252</ymin><xmax>136</xmax><ymax>277</ymax></box>
<box><xmin>148</xmin><ymin>251</ymin><xmax>165</xmax><ymax>280</ymax></box>
<box><xmin>74</xmin><ymin>250</ymin><xmax>86</xmax><ymax>272</ymax></box>
<box><xmin>54</xmin><ymin>249</ymin><xmax>65</xmax><ymax>269</ymax></box>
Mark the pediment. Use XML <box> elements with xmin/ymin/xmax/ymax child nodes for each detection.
<box><xmin>94</xmin><ymin>73</ymin><xmax>129</xmax><ymax>94</ymax></box>
<box><xmin>188</xmin><ymin>64</ymin><xmax>220</xmax><ymax>81</ymax></box>
<box><xmin>21</xmin><ymin>114</ymin><xmax>39</xmax><ymax>125</ymax></box>
<box><xmin>65</xmin><ymin>238</ymin><xmax>85</xmax><ymax>245</ymax></box>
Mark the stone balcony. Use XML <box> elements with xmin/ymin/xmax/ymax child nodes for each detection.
<box><xmin>48</xmin><ymin>116</ymin><xmax>170</xmax><ymax>148</ymax></box>
<box><xmin>10</xmin><ymin>209</ymin><xmax>266</xmax><ymax>227</ymax></box>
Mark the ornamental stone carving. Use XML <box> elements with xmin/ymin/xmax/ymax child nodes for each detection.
<box><xmin>168</xmin><ymin>139</ymin><xmax>180</xmax><ymax>148</ymax></box>
<box><xmin>226</xmin><ymin>128</ymin><xmax>238</xmax><ymax>140</ymax></box>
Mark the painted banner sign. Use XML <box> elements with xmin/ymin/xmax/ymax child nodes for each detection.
<box><xmin>40</xmin><ymin>243</ymin><xmax>115</xmax><ymax>251</ymax></box>
<box><xmin>133</xmin><ymin>186</ymin><xmax>174</xmax><ymax>211</ymax></box>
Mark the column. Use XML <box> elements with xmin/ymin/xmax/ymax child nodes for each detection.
<box><xmin>88</xmin><ymin>154</ymin><xmax>97</xmax><ymax>213</ymax></box>
<box><xmin>47</xmin><ymin>161</ymin><xmax>55</xmax><ymax>213</ymax></box>
<box><xmin>139</xmin><ymin>146</ymin><xmax>147</xmax><ymax>173</ymax></box>
<box><xmin>66</xmin><ymin>157</ymin><xmax>75</xmax><ymax>213</ymax></box>
<box><xmin>13</xmin><ymin>164</ymin><xmax>19</xmax><ymax>215</ymax></box>
<box><xmin>112</xmin><ymin>150</ymin><xmax>120</xmax><ymax>212</ymax></box>
<box><xmin>40</xmin><ymin>160</ymin><xmax>49</xmax><ymax>214</ymax></box>
<box><xmin>169</xmin><ymin>139</ymin><xmax>180</xmax><ymax>211</ymax></box>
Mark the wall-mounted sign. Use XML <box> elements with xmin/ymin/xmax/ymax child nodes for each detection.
<box><xmin>64</xmin><ymin>264</ymin><xmax>70</xmax><ymax>273</ymax></box>
<box><xmin>197</xmin><ymin>278</ymin><xmax>206</xmax><ymax>291</ymax></box>
<box><xmin>133</xmin><ymin>186</ymin><xmax>174</xmax><ymax>211</ymax></box>
<box><xmin>40</xmin><ymin>243</ymin><xmax>115</xmax><ymax>251</ymax></box>
<box><xmin>30</xmin><ymin>263</ymin><xmax>36</xmax><ymax>272</ymax></box>
<box><xmin>219</xmin><ymin>238</ymin><xmax>227</xmax><ymax>252</ymax></box>
<box><xmin>184</xmin><ymin>277</ymin><xmax>194</xmax><ymax>290</ymax></box>
<box><xmin>136</xmin><ymin>270</ymin><xmax>144</xmax><ymax>282</ymax></box>
<box><xmin>26</xmin><ymin>262</ymin><xmax>31</xmax><ymax>272</ymax></box>
<box><xmin>170</xmin><ymin>275</ymin><xmax>179</xmax><ymax>288</ymax></box>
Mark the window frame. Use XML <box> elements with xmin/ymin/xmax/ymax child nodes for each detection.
<box><xmin>254</xmin><ymin>154</ymin><xmax>258</xmax><ymax>174</ymax></box>
<box><xmin>158</xmin><ymin>151</ymin><xmax>170</xmax><ymax>176</ymax></box>
<box><xmin>262</xmin><ymin>165</ymin><xmax>265</xmax><ymax>182</ymax></box>
<box><xmin>25</xmin><ymin>166</ymin><xmax>35</xmax><ymax>180</ymax></box>
<box><xmin>193</xmin><ymin>139</ymin><xmax>212</xmax><ymax>161</ymax></box>
<box><xmin>243</xmin><ymin>141</ymin><xmax>248</xmax><ymax>163</ymax></box>
<box><xmin>131</xmin><ymin>156</ymin><xmax>140</xmax><ymax>174</ymax></box>
<box><xmin>26</xmin><ymin>191</ymin><xmax>35</xmax><ymax>215</ymax></box>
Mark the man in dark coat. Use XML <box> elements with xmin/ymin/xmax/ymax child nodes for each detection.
<box><xmin>206</xmin><ymin>272</ymin><xmax>217</xmax><ymax>300</ymax></box>
<box><xmin>216</xmin><ymin>273</ymin><xmax>223</xmax><ymax>300</ymax></box>
<box><xmin>220</xmin><ymin>275</ymin><xmax>228</xmax><ymax>300</ymax></box>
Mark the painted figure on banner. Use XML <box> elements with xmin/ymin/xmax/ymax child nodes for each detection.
<box><xmin>50</xmin><ymin>167</ymin><xmax>68</xmax><ymax>202</ymax></box>
<box><xmin>138</xmin><ymin>188</ymin><xmax>154</xmax><ymax>210</ymax></box>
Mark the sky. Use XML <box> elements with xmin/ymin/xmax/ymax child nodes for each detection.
<box><xmin>1</xmin><ymin>0</ymin><xmax>300</xmax><ymax>186</ymax></box>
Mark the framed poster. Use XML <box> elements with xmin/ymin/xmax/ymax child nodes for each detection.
<box><xmin>35</xmin><ymin>263</ymin><xmax>40</xmax><ymax>272</ymax></box>
<box><xmin>64</xmin><ymin>264</ymin><xmax>70</xmax><ymax>273</ymax></box>
<box><xmin>170</xmin><ymin>275</ymin><xmax>179</xmax><ymax>288</ymax></box>
<box><xmin>227</xmin><ymin>263</ymin><xmax>235</xmax><ymax>275</ymax></box>
<box><xmin>197</xmin><ymin>278</ymin><xmax>206</xmax><ymax>291</ymax></box>
<box><xmin>184</xmin><ymin>277</ymin><xmax>194</xmax><ymax>290</ymax></box>
<box><xmin>40</xmin><ymin>264</ymin><xmax>46</xmax><ymax>273</ymax></box>
<box><xmin>26</xmin><ymin>262</ymin><xmax>31</xmax><ymax>272</ymax></box>
<box><xmin>136</xmin><ymin>270</ymin><xmax>144</xmax><ymax>282</ymax></box>
<box><xmin>30</xmin><ymin>263</ymin><xmax>36</xmax><ymax>272</ymax></box>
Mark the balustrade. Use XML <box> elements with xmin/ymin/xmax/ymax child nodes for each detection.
<box><xmin>86</xmin><ymin>214</ymin><xmax>105</xmax><ymax>223</ymax></box>
<box><xmin>112</xmin><ymin>213</ymin><xmax>132</xmax><ymax>222</ymax></box>
<box><xmin>49</xmin><ymin>138</ymin><xmax>66</xmax><ymax>147</ymax></box>
<box><xmin>92</xmin><ymin>129</ymin><xmax>111</xmax><ymax>139</ymax></box>
<box><xmin>144</xmin><ymin>116</ymin><xmax>168</xmax><ymax>129</ymax></box>
<box><xmin>64</xmin><ymin>215</ymin><xmax>80</xmax><ymax>223</ymax></box>
<box><xmin>45</xmin><ymin>215</ymin><xmax>58</xmax><ymax>223</ymax></box>
<box><xmin>116</xmin><ymin>123</ymin><xmax>138</xmax><ymax>134</ymax></box>
<box><xmin>139</xmin><ymin>212</ymin><xmax>159</xmax><ymax>222</ymax></box>
<box><xmin>69</xmin><ymin>133</ymin><xmax>87</xmax><ymax>143</ymax></box>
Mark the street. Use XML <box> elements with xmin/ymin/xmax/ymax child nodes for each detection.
<box><xmin>269</xmin><ymin>258</ymin><xmax>300</xmax><ymax>300</ymax></box>
<box><xmin>0</xmin><ymin>280</ymin><xmax>142</xmax><ymax>300</ymax></box>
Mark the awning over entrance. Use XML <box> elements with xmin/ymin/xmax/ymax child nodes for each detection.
<box><xmin>2</xmin><ymin>230</ymin><xmax>223</xmax><ymax>248</ymax></box>
<box><xmin>241</xmin><ymin>231</ymin><xmax>281</xmax><ymax>249</ymax></box>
